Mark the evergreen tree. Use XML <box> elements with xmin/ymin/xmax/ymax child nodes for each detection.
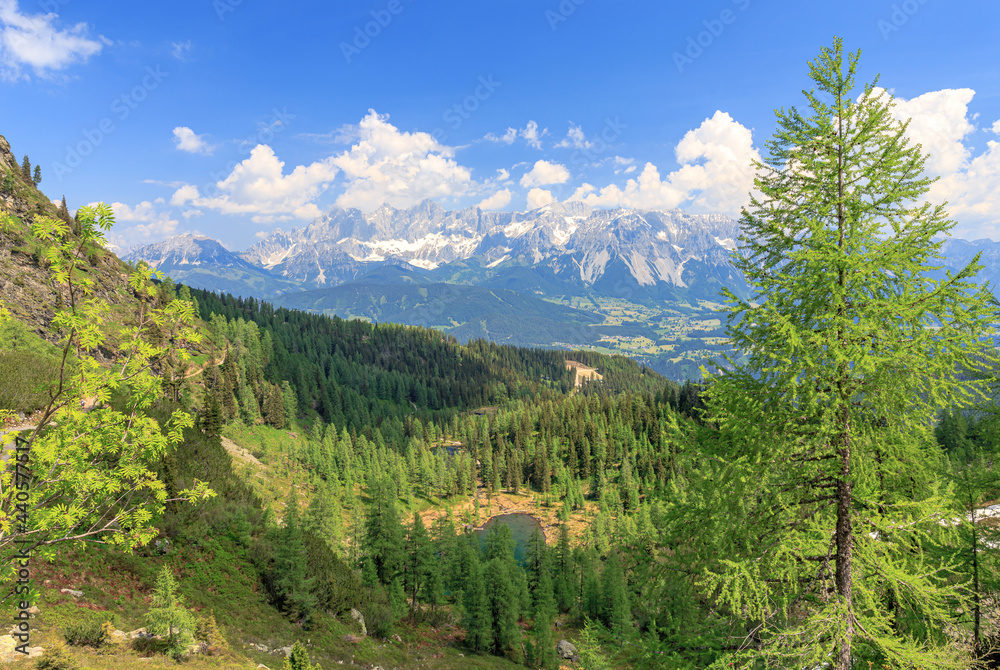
<box><xmin>32</xmin><ymin>163</ymin><xmax>41</xmax><ymax>186</ymax></box>
<box><xmin>363</xmin><ymin>477</ymin><xmax>404</xmax><ymax>586</ymax></box>
<box><xmin>146</xmin><ymin>567</ymin><xmax>195</xmax><ymax>659</ymax></box>
<box><xmin>281</xmin><ymin>640</ymin><xmax>320</xmax><ymax>670</ymax></box>
<box><xmin>274</xmin><ymin>488</ymin><xmax>316</xmax><ymax>620</ymax></box>
<box><xmin>532</xmin><ymin>569</ymin><xmax>558</xmax><ymax>669</ymax></box>
<box><xmin>700</xmin><ymin>38</ymin><xmax>998</xmax><ymax>669</ymax></box>
<box><xmin>484</xmin><ymin>557</ymin><xmax>520</xmax><ymax>659</ymax></box>
<box><xmin>600</xmin><ymin>551</ymin><xmax>630</xmax><ymax>641</ymax></box>
<box><xmin>57</xmin><ymin>195</ymin><xmax>71</xmax><ymax>224</ymax></box>
<box><xmin>462</xmin><ymin>546</ymin><xmax>493</xmax><ymax>652</ymax></box>
<box><xmin>405</xmin><ymin>511</ymin><xmax>433</xmax><ymax>610</ymax></box>
<box><xmin>20</xmin><ymin>155</ymin><xmax>30</xmax><ymax>181</ymax></box>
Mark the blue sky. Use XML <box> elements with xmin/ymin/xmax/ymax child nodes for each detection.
<box><xmin>1</xmin><ymin>0</ymin><xmax>999</xmax><ymax>250</ymax></box>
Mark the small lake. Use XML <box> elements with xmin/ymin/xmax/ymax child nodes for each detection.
<box><xmin>475</xmin><ymin>512</ymin><xmax>544</xmax><ymax>564</ymax></box>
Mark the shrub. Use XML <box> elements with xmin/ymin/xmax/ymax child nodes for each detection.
<box><xmin>63</xmin><ymin>616</ymin><xmax>110</xmax><ymax>648</ymax></box>
<box><xmin>357</xmin><ymin>585</ymin><xmax>395</xmax><ymax>639</ymax></box>
<box><xmin>34</xmin><ymin>640</ymin><xmax>80</xmax><ymax>670</ymax></box>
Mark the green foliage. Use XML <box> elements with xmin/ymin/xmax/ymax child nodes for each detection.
<box><xmin>145</xmin><ymin>566</ymin><xmax>195</xmax><ymax>659</ymax></box>
<box><xmin>62</xmin><ymin>615</ymin><xmax>112</xmax><ymax>648</ymax></box>
<box><xmin>194</xmin><ymin>610</ymin><xmax>229</xmax><ymax>651</ymax></box>
<box><xmin>693</xmin><ymin>38</ymin><xmax>998</xmax><ymax>669</ymax></box>
<box><xmin>0</xmin><ymin>205</ymin><xmax>214</xmax><ymax>577</ymax></box>
<box><xmin>34</xmin><ymin>640</ymin><xmax>80</xmax><ymax>670</ymax></box>
<box><xmin>281</xmin><ymin>640</ymin><xmax>320</xmax><ymax>670</ymax></box>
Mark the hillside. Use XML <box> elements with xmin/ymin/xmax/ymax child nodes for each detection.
<box><xmin>2</xmin><ymin>134</ymin><xmax>690</xmax><ymax>669</ymax></box>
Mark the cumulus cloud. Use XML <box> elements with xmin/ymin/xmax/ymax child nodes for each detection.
<box><xmin>526</xmin><ymin>188</ymin><xmax>555</xmax><ymax>210</ymax></box>
<box><xmin>331</xmin><ymin>110</ymin><xmax>474</xmax><ymax>211</ymax></box>
<box><xmin>0</xmin><ymin>0</ymin><xmax>103</xmax><ymax>80</ymax></box>
<box><xmin>555</xmin><ymin>124</ymin><xmax>593</xmax><ymax>150</ymax></box>
<box><xmin>477</xmin><ymin>188</ymin><xmax>512</xmax><ymax>210</ymax></box>
<box><xmin>174</xmin><ymin>110</ymin><xmax>476</xmax><ymax>222</ymax></box>
<box><xmin>880</xmin><ymin>87</ymin><xmax>1000</xmax><ymax>237</ymax></box>
<box><xmin>568</xmin><ymin>111</ymin><xmax>759</xmax><ymax>214</ymax></box>
<box><xmin>175</xmin><ymin>144</ymin><xmax>339</xmax><ymax>223</ymax></box>
<box><xmin>102</xmin><ymin>199</ymin><xmax>180</xmax><ymax>250</ymax></box>
<box><xmin>485</xmin><ymin>120</ymin><xmax>547</xmax><ymax>149</ymax></box>
<box><xmin>172</xmin><ymin>126</ymin><xmax>215</xmax><ymax>155</ymax></box>
<box><xmin>520</xmin><ymin>159</ymin><xmax>570</xmax><ymax>188</ymax></box>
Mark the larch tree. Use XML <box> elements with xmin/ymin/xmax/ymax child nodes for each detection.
<box><xmin>700</xmin><ymin>38</ymin><xmax>997</xmax><ymax>669</ymax></box>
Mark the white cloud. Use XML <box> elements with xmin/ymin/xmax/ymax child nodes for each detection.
<box><xmin>477</xmin><ymin>188</ymin><xmax>512</xmax><ymax>210</ymax></box>
<box><xmin>880</xmin><ymin>88</ymin><xmax>1000</xmax><ymax>237</ymax></box>
<box><xmin>172</xmin><ymin>126</ymin><xmax>215</xmax><ymax>155</ymax></box>
<box><xmin>179</xmin><ymin>144</ymin><xmax>339</xmax><ymax>223</ymax></box>
<box><xmin>102</xmin><ymin>200</ymin><xmax>180</xmax><ymax>250</ymax></box>
<box><xmin>175</xmin><ymin>110</ymin><xmax>476</xmax><ymax>221</ymax></box>
<box><xmin>520</xmin><ymin>159</ymin><xmax>570</xmax><ymax>188</ymax></box>
<box><xmin>496</xmin><ymin>168</ymin><xmax>510</xmax><ymax>182</ymax></box>
<box><xmin>568</xmin><ymin>111</ymin><xmax>759</xmax><ymax>215</ymax></box>
<box><xmin>526</xmin><ymin>188</ymin><xmax>555</xmax><ymax>210</ymax></box>
<box><xmin>331</xmin><ymin>110</ymin><xmax>474</xmax><ymax>211</ymax></box>
<box><xmin>0</xmin><ymin>0</ymin><xmax>103</xmax><ymax>80</ymax></box>
<box><xmin>485</xmin><ymin>121</ymin><xmax>547</xmax><ymax>149</ymax></box>
<box><xmin>886</xmin><ymin>88</ymin><xmax>975</xmax><ymax>176</ymax></box>
<box><xmin>613</xmin><ymin>156</ymin><xmax>636</xmax><ymax>174</ymax></box>
<box><xmin>555</xmin><ymin>123</ymin><xmax>593</xmax><ymax>150</ymax></box>
<box><xmin>170</xmin><ymin>183</ymin><xmax>199</xmax><ymax>206</ymax></box>
<box><xmin>170</xmin><ymin>40</ymin><xmax>191</xmax><ymax>60</ymax></box>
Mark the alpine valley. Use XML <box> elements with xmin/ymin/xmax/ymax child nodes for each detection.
<box><xmin>126</xmin><ymin>200</ymin><xmax>1000</xmax><ymax>381</ymax></box>
<box><xmin>126</xmin><ymin>201</ymin><xmax>747</xmax><ymax>380</ymax></box>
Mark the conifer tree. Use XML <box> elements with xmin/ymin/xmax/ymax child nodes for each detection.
<box><xmin>601</xmin><ymin>551</ymin><xmax>630</xmax><ymax>641</ymax></box>
<box><xmin>58</xmin><ymin>195</ymin><xmax>71</xmax><ymax>223</ymax></box>
<box><xmin>32</xmin><ymin>164</ymin><xmax>41</xmax><ymax>186</ymax></box>
<box><xmin>146</xmin><ymin>567</ymin><xmax>195</xmax><ymax>659</ymax></box>
<box><xmin>699</xmin><ymin>38</ymin><xmax>998</xmax><ymax>669</ymax></box>
<box><xmin>281</xmin><ymin>641</ymin><xmax>320</xmax><ymax>670</ymax></box>
<box><xmin>20</xmin><ymin>155</ymin><xmax>30</xmax><ymax>181</ymax></box>
<box><xmin>462</xmin><ymin>547</ymin><xmax>493</xmax><ymax>652</ymax></box>
<box><xmin>364</xmin><ymin>477</ymin><xmax>404</xmax><ymax>585</ymax></box>
<box><xmin>274</xmin><ymin>488</ymin><xmax>315</xmax><ymax>620</ymax></box>
<box><xmin>405</xmin><ymin>511</ymin><xmax>432</xmax><ymax>610</ymax></box>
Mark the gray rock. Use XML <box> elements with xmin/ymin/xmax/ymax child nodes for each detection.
<box><xmin>60</xmin><ymin>588</ymin><xmax>84</xmax><ymax>598</ymax></box>
<box><xmin>557</xmin><ymin>639</ymin><xmax>579</xmax><ymax>661</ymax></box>
<box><xmin>350</xmin><ymin>607</ymin><xmax>367</xmax><ymax>636</ymax></box>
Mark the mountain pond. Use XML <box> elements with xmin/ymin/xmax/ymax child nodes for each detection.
<box><xmin>475</xmin><ymin>513</ymin><xmax>544</xmax><ymax>564</ymax></box>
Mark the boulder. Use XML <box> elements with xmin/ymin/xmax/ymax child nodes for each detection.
<box><xmin>60</xmin><ymin>588</ymin><xmax>84</xmax><ymax>598</ymax></box>
<box><xmin>350</xmin><ymin>607</ymin><xmax>367</xmax><ymax>636</ymax></box>
<box><xmin>557</xmin><ymin>639</ymin><xmax>579</xmax><ymax>661</ymax></box>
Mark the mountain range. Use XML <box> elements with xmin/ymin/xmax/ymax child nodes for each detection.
<box><xmin>124</xmin><ymin>201</ymin><xmax>1000</xmax><ymax>379</ymax></box>
<box><xmin>126</xmin><ymin>200</ymin><xmax>746</xmax><ymax>302</ymax></box>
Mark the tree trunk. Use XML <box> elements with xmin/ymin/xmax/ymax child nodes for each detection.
<box><xmin>834</xmin><ymin>432</ymin><xmax>853</xmax><ymax>670</ymax></box>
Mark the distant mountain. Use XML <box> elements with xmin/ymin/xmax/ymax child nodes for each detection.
<box><xmin>240</xmin><ymin>200</ymin><xmax>748</xmax><ymax>303</ymax></box>
<box><xmin>939</xmin><ymin>237</ymin><xmax>1000</xmax><ymax>290</ymax></box>
<box><xmin>123</xmin><ymin>234</ymin><xmax>303</xmax><ymax>298</ymax></box>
